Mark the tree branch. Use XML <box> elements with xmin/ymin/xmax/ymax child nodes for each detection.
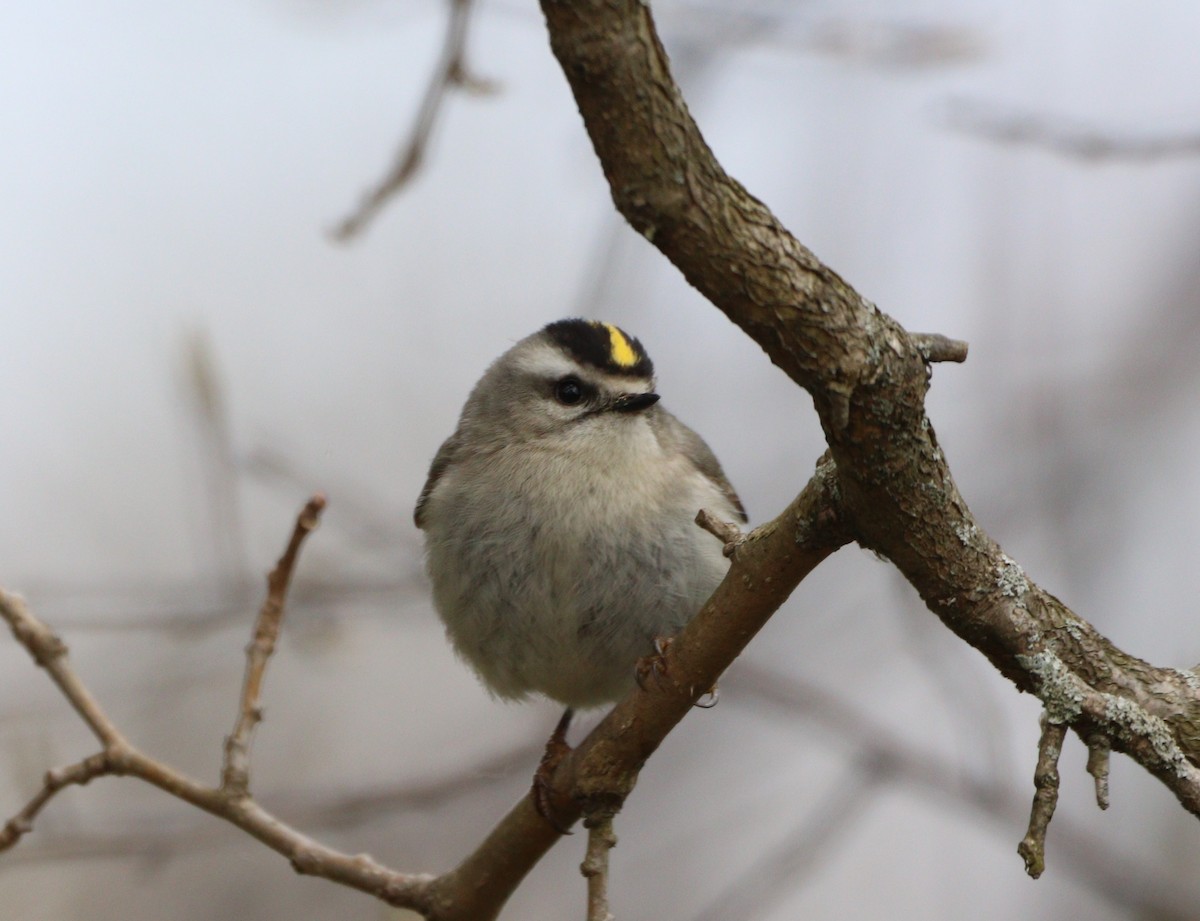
<box><xmin>0</xmin><ymin>752</ymin><xmax>112</xmax><ymax>852</ymax></box>
<box><xmin>910</xmin><ymin>332</ymin><xmax>969</xmax><ymax>364</ymax></box>
<box><xmin>694</xmin><ymin>507</ymin><xmax>743</xmax><ymax>555</ymax></box>
<box><xmin>222</xmin><ymin>493</ymin><xmax>326</xmax><ymax>795</ymax></box>
<box><xmin>4</xmin><ymin>741</ymin><xmax>543</xmax><ymax>865</ymax></box>
<box><xmin>1086</xmin><ymin>733</ymin><xmax>1112</xmax><ymax>810</ymax></box>
<box><xmin>2</xmin><ymin>462</ymin><xmax>846</xmax><ymax>920</ymax></box>
<box><xmin>0</xmin><ymin>502</ymin><xmax>436</xmax><ymax>915</ymax></box>
<box><xmin>537</xmin><ymin>0</ymin><xmax>1200</xmax><ymax>852</ymax></box>
<box><xmin>941</xmin><ymin>96</ymin><xmax>1200</xmax><ymax>162</ymax></box>
<box><xmin>332</xmin><ymin>0</ymin><xmax>495</xmax><ymax>240</ymax></box>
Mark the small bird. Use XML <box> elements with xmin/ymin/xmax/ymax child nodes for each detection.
<box><xmin>415</xmin><ymin>319</ymin><xmax>746</xmax><ymax>713</ymax></box>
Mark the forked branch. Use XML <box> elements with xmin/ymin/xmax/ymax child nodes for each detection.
<box><xmin>0</xmin><ymin>500</ymin><xmax>435</xmax><ymax>915</ymax></box>
<box><xmin>2</xmin><ymin>459</ymin><xmax>848</xmax><ymax>921</ymax></box>
<box><xmin>537</xmin><ymin>0</ymin><xmax>1200</xmax><ymax>864</ymax></box>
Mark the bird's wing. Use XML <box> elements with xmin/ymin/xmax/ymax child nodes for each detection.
<box><xmin>650</xmin><ymin>409</ymin><xmax>748</xmax><ymax>524</ymax></box>
<box><xmin>413</xmin><ymin>433</ymin><xmax>460</xmax><ymax>529</ymax></box>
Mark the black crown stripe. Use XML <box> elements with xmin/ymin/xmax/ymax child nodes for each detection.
<box><xmin>542</xmin><ymin>319</ymin><xmax>654</xmax><ymax>378</ymax></box>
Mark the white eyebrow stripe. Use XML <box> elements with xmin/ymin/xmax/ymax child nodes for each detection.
<box><xmin>513</xmin><ymin>342</ymin><xmax>579</xmax><ymax>380</ymax></box>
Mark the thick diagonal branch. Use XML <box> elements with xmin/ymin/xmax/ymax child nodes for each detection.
<box><xmin>537</xmin><ymin>0</ymin><xmax>1200</xmax><ymax>818</ymax></box>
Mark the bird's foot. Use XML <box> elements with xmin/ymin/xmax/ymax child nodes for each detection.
<box><xmin>531</xmin><ymin>707</ymin><xmax>575</xmax><ymax>834</ymax></box>
<box><xmin>635</xmin><ymin>636</ymin><xmax>674</xmax><ymax>693</ymax></box>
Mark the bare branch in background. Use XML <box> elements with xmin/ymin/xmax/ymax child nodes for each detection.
<box><xmin>242</xmin><ymin>446</ymin><xmax>413</xmax><ymax>550</ymax></box>
<box><xmin>694</xmin><ymin>760</ymin><xmax>877</xmax><ymax>921</ymax></box>
<box><xmin>1</xmin><ymin>573</ymin><xmax>421</xmax><ymax>638</ymax></box>
<box><xmin>729</xmin><ymin>663</ymin><xmax>1200</xmax><ymax>921</ymax></box>
<box><xmin>331</xmin><ymin>0</ymin><xmax>496</xmax><ymax>241</ymax></box>
<box><xmin>0</xmin><ymin>752</ymin><xmax>111</xmax><ymax>852</ymax></box>
<box><xmin>0</xmin><ymin>501</ymin><xmax>437</xmax><ymax>916</ymax></box>
<box><xmin>4</xmin><ymin>740</ymin><xmax>542</xmax><ymax>866</ymax></box>
<box><xmin>489</xmin><ymin>2</ymin><xmax>988</xmax><ymax>71</ymax></box>
<box><xmin>222</xmin><ymin>494</ymin><xmax>326</xmax><ymax>795</ymax></box>
<box><xmin>181</xmin><ymin>328</ymin><xmax>250</xmax><ymax>581</ymax></box>
<box><xmin>803</xmin><ymin>17</ymin><xmax>986</xmax><ymax>69</ymax></box>
<box><xmin>941</xmin><ymin>97</ymin><xmax>1200</xmax><ymax>161</ymax></box>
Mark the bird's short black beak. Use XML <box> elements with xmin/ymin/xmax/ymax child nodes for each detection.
<box><xmin>612</xmin><ymin>392</ymin><xmax>660</xmax><ymax>414</ymax></box>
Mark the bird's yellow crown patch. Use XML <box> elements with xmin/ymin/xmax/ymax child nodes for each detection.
<box><xmin>602</xmin><ymin>322</ymin><xmax>638</xmax><ymax>368</ymax></box>
<box><xmin>542</xmin><ymin>318</ymin><xmax>654</xmax><ymax>378</ymax></box>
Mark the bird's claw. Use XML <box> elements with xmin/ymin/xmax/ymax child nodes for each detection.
<box><xmin>635</xmin><ymin>636</ymin><xmax>674</xmax><ymax>693</ymax></box>
<box><xmin>694</xmin><ymin>684</ymin><xmax>720</xmax><ymax>708</ymax></box>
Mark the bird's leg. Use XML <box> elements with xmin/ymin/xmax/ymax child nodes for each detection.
<box><xmin>531</xmin><ymin>706</ymin><xmax>575</xmax><ymax>834</ymax></box>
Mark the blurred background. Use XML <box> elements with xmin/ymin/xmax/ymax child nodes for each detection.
<box><xmin>4</xmin><ymin>0</ymin><xmax>1200</xmax><ymax>918</ymax></box>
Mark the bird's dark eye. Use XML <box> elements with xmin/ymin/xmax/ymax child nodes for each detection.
<box><xmin>554</xmin><ymin>376</ymin><xmax>585</xmax><ymax>406</ymax></box>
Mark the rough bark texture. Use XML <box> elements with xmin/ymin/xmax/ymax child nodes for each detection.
<box><xmin>539</xmin><ymin>0</ymin><xmax>1200</xmax><ymax>812</ymax></box>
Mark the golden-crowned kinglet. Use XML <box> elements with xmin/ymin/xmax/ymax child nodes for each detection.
<box><xmin>415</xmin><ymin>319</ymin><xmax>746</xmax><ymax>709</ymax></box>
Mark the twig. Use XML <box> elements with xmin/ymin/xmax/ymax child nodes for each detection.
<box><xmin>910</xmin><ymin>332</ymin><xmax>969</xmax><ymax>364</ymax></box>
<box><xmin>0</xmin><ymin>753</ymin><xmax>112</xmax><ymax>852</ymax></box>
<box><xmin>15</xmin><ymin>572</ymin><xmax>420</xmax><ymax>636</ymax></box>
<box><xmin>222</xmin><ymin>493</ymin><xmax>326</xmax><ymax>795</ymax></box>
<box><xmin>581</xmin><ymin>811</ymin><xmax>617</xmax><ymax>921</ymax></box>
<box><xmin>332</xmin><ymin>0</ymin><xmax>494</xmax><ymax>240</ymax></box>
<box><xmin>1018</xmin><ymin>713</ymin><xmax>1066</xmax><ymax>879</ymax></box>
<box><xmin>695</xmin><ymin>508</ymin><xmax>743</xmax><ymax>557</ymax></box>
<box><xmin>0</xmin><ymin>593</ymin><xmax>125</xmax><ymax>749</ymax></box>
<box><xmin>0</xmin><ymin>503</ymin><xmax>437</xmax><ymax>914</ymax></box>
<box><xmin>941</xmin><ymin>97</ymin><xmax>1200</xmax><ymax>162</ymax></box>
<box><xmin>1086</xmin><ymin>734</ymin><xmax>1111</xmax><ymax>810</ymax></box>
<box><xmin>6</xmin><ymin>741</ymin><xmax>544</xmax><ymax>865</ymax></box>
